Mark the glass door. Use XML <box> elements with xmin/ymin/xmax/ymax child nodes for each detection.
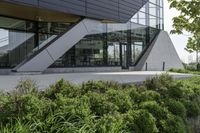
<box><xmin>120</xmin><ymin>43</ymin><xmax>128</xmax><ymax>69</ymax></box>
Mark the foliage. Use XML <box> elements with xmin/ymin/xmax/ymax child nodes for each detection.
<box><xmin>124</xmin><ymin>109</ymin><xmax>158</xmax><ymax>133</ymax></box>
<box><xmin>169</xmin><ymin>68</ymin><xmax>200</xmax><ymax>75</ymax></box>
<box><xmin>0</xmin><ymin>75</ymin><xmax>200</xmax><ymax>132</ymax></box>
<box><xmin>168</xmin><ymin>0</ymin><xmax>200</xmax><ymax>55</ymax></box>
<box><xmin>164</xmin><ymin>99</ymin><xmax>186</xmax><ymax>119</ymax></box>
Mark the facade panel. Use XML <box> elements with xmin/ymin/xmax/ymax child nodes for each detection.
<box><xmin>1</xmin><ymin>0</ymin><xmax>148</xmax><ymax>22</ymax></box>
<box><xmin>2</xmin><ymin>0</ymin><xmax>38</xmax><ymax>6</ymax></box>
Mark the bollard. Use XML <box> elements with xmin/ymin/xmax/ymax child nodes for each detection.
<box><xmin>146</xmin><ymin>62</ymin><xmax>148</xmax><ymax>71</ymax></box>
<box><xmin>163</xmin><ymin>62</ymin><xmax>165</xmax><ymax>71</ymax></box>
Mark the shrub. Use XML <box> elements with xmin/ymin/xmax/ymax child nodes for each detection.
<box><xmin>138</xmin><ymin>90</ymin><xmax>161</xmax><ymax>102</ymax></box>
<box><xmin>140</xmin><ymin>101</ymin><xmax>168</xmax><ymax>120</ymax></box>
<box><xmin>164</xmin><ymin>99</ymin><xmax>186</xmax><ymax>119</ymax></box>
<box><xmin>43</xmin><ymin>79</ymin><xmax>80</xmax><ymax>99</ymax></box>
<box><xmin>124</xmin><ymin>109</ymin><xmax>158</xmax><ymax>133</ymax></box>
<box><xmin>160</xmin><ymin>114</ymin><xmax>187</xmax><ymax>133</ymax></box>
<box><xmin>167</xmin><ymin>83</ymin><xmax>184</xmax><ymax>99</ymax></box>
<box><xmin>81</xmin><ymin>80</ymin><xmax>110</xmax><ymax>94</ymax></box>
<box><xmin>183</xmin><ymin>100</ymin><xmax>200</xmax><ymax>118</ymax></box>
<box><xmin>86</xmin><ymin>92</ymin><xmax>118</xmax><ymax>116</ymax></box>
<box><xmin>15</xmin><ymin>79</ymin><xmax>38</xmax><ymax>96</ymax></box>
<box><xmin>139</xmin><ymin>101</ymin><xmax>170</xmax><ymax>132</ymax></box>
<box><xmin>106</xmin><ymin>89</ymin><xmax>132</xmax><ymax>113</ymax></box>
<box><xmin>95</xmin><ymin>113</ymin><xmax>124</xmax><ymax>133</ymax></box>
<box><xmin>145</xmin><ymin>74</ymin><xmax>175</xmax><ymax>96</ymax></box>
<box><xmin>0</xmin><ymin>74</ymin><xmax>200</xmax><ymax>132</ymax></box>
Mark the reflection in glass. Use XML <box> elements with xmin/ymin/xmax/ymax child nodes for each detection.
<box><xmin>149</xmin><ymin>3</ymin><xmax>157</xmax><ymax>16</ymax></box>
<box><xmin>0</xmin><ymin>16</ymin><xmax>36</xmax><ymax>67</ymax></box>
<box><xmin>131</xmin><ymin>0</ymin><xmax>164</xmax><ymax>30</ymax></box>
<box><xmin>134</xmin><ymin>44</ymin><xmax>143</xmax><ymax>61</ymax></box>
<box><xmin>138</xmin><ymin>12</ymin><xmax>146</xmax><ymax>25</ymax></box>
<box><xmin>149</xmin><ymin>15</ymin><xmax>157</xmax><ymax>28</ymax></box>
<box><xmin>107</xmin><ymin>42</ymin><xmax>120</xmax><ymax>66</ymax></box>
<box><xmin>149</xmin><ymin>0</ymin><xmax>157</xmax><ymax>4</ymax></box>
<box><xmin>75</xmin><ymin>35</ymin><xmax>104</xmax><ymax>66</ymax></box>
<box><xmin>0</xmin><ymin>16</ymin><xmax>74</xmax><ymax>68</ymax></box>
<box><xmin>107</xmin><ymin>23</ymin><xmax>127</xmax><ymax>66</ymax></box>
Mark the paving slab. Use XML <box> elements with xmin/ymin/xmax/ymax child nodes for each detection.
<box><xmin>0</xmin><ymin>71</ymin><xmax>194</xmax><ymax>91</ymax></box>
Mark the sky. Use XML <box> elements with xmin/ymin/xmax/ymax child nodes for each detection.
<box><xmin>0</xmin><ymin>1</ymin><xmax>195</xmax><ymax>63</ymax></box>
<box><xmin>164</xmin><ymin>0</ymin><xmax>195</xmax><ymax>63</ymax></box>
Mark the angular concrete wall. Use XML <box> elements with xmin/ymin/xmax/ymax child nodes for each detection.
<box><xmin>135</xmin><ymin>31</ymin><xmax>183</xmax><ymax>71</ymax></box>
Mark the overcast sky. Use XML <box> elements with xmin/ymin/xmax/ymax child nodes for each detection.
<box><xmin>164</xmin><ymin>0</ymin><xmax>195</xmax><ymax>63</ymax></box>
<box><xmin>0</xmin><ymin>1</ymin><xmax>195</xmax><ymax>63</ymax></box>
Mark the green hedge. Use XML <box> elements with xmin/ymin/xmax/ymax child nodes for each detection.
<box><xmin>0</xmin><ymin>74</ymin><xmax>200</xmax><ymax>133</ymax></box>
<box><xmin>169</xmin><ymin>68</ymin><xmax>200</xmax><ymax>75</ymax></box>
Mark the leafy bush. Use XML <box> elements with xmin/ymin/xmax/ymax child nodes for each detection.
<box><xmin>183</xmin><ymin>100</ymin><xmax>200</xmax><ymax>118</ymax></box>
<box><xmin>140</xmin><ymin>101</ymin><xmax>168</xmax><ymax>120</ymax></box>
<box><xmin>169</xmin><ymin>68</ymin><xmax>200</xmax><ymax>75</ymax></box>
<box><xmin>0</xmin><ymin>75</ymin><xmax>200</xmax><ymax>132</ymax></box>
<box><xmin>160</xmin><ymin>114</ymin><xmax>187</xmax><ymax>133</ymax></box>
<box><xmin>95</xmin><ymin>113</ymin><xmax>124</xmax><ymax>133</ymax></box>
<box><xmin>164</xmin><ymin>99</ymin><xmax>186</xmax><ymax>119</ymax></box>
<box><xmin>145</xmin><ymin>74</ymin><xmax>175</xmax><ymax>96</ymax></box>
<box><xmin>86</xmin><ymin>92</ymin><xmax>117</xmax><ymax>116</ymax></box>
<box><xmin>106</xmin><ymin>89</ymin><xmax>132</xmax><ymax>113</ymax></box>
<box><xmin>124</xmin><ymin>109</ymin><xmax>158</xmax><ymax>133</ymax></box>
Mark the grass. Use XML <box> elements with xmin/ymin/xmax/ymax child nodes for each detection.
<box><xmin>169</xmin><ymin>68</ymin><xmax>200</xmax><ymax>75</ymax></box>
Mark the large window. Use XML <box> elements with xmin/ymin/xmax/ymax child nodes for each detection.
<box><xmin>0</xmin><ymin>16</ymin><xmax>74</xmax><ymax>68</ymax></box>
<box><xmin>107</xmin><ymin>42</ymin><xmax>120</xmax><ymax>66</ymax></box>
<box><xmin>107</xmin><ymin>23</ymin><xmax>128</xmax><ymax>66</ymax></box>
<box><xmin>52</xmin><ymin>34</ymin><xmax>105</xmax><ymax>67</ymax></box>
<box><xmin>75</xmin><ymin>35</ymin><xmax>104</xmax><ymax>66</ymax></box>
<box><xmin>0</xmin><ymin>16</ymin><xmax>36</xmax><ymax>67</ymax></box>
<box><xmin>131</xmin><ymin>42</ymin><xmax>143</xmax><ymax>64</ymax></box>
<box><xmin>130</xmin><ymin>0</ymin><xmax>164</xmax><ymax>30</ymax></box>
<box><xmin>51</xmin><ymin>20</ymin><xmax>160</xmax><ymax>68</ymax></box>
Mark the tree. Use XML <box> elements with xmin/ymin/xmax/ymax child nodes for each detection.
<box><xmin>168</xmin><ymin>0</ymin><xmax>200</xmax><ymax>66</ymax></box>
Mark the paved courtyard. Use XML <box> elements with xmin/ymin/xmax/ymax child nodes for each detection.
<box><xmin>0</xmin><ymin>71</ymin><xmax>194</xmax><ymax>91</ymax></box>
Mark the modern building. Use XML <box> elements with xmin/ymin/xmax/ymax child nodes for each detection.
<box><xmin>0</xmin><ymin>0</ymin><xmax>183</xmax><ymax>74</ymax></box>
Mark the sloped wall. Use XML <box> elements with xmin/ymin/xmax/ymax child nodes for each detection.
<box><xmin>135</xmin><ymin>31</ymin><xmax>183</xmax><ymax>71</ymax></box>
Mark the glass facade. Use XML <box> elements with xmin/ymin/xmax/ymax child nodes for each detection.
<box><xmin>0</xmin><ymin>16</ymin><xmax>75</xmax><ymax>68</ymax></box>
<box><xmin>0</xmin><ymin>0</ymin><xmax>163</xmax><ymax>69</ymax></box>
<box><xmin>50</xmin><ymin>23</ymin><xmax>159</xmax><ymax>68</ymax></box>
<box><xmin>131</xmin><ymin>0</ymin><xmax>164</xmax><ymax>29</ymax></box>
<box><xmin>50</xmin><ymin>0</ymin><xmax>163</xmax><ymax>68</ymax></box>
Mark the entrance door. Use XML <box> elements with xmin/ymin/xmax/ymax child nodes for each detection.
<box><xmin>120</xmin><ymin>43</ymin><xmax>128</xmax><ymax>69</ymax></box>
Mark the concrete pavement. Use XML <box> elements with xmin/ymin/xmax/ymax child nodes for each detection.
<box><xmin>0</xmin><ymin>71</ymin><xmax>194</xmax><ymax>91</ymax></box>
